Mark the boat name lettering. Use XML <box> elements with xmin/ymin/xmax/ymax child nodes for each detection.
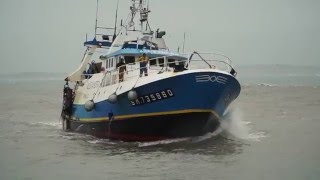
<box><xmin>195</xmin><ymin>75</ymin><xmax>228</xmax><ymax>84</ymax></box>
<box><xmin>130</xmin><ymin>89</ymin><xmax>174</xmax><ymax>106</ymax></box>
<box><xmin>87</xmin><ymin>81</ymin><xmax>100</xmax><ymax>89</ymax></box>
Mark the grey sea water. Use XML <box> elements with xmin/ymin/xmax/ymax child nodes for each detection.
<box><xmin>0</xmin><ymin>66</ymin><xmax>320</xmax><ymax>180</ymax></box>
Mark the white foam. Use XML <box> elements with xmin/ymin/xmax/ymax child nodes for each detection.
<box><xmin>190</xmin><ymin>127</ymin><xmax>223</xmax><ymax>143</ymax></box>
<box><xmin>220</xmin><ymin>108</ymin><xmax>267</xmax><ymax>141</ymax></box>
<box><xmin>87</xmin><ymin>139</ymin><xmax>104</xmax><ymax>144</ymax></box>
<box><xmin>138</xmin><ymin>128</ymin><xmax>223</xmax><ymax>147</ymax></box>
<box><xmin>86</xmin><ymin>138</ymin><xmax>117</xmax><ymax>145</ymax></box>
<box><xmin>31</xmin><ymin>121</ymin><xmax>62</xmax><ymax>128</ymax></box>
<box><xmin>138</xmin><ymin>107</ymin><xmax>269</xmax><ymax>147</ymax></box>
<box><xmin>75</xmin><ymin>124</ymin><xmax>84</xmax><ymax>131</ymax></box>
<box><xmin>138</xmin><ymin>137</ymin><xmax>191</xmax><ymax>147</ymax></box>
<box><xmin>257</xmin><ymin>83</ymin><xmax>277</xmax><ymax>87</ymax></box>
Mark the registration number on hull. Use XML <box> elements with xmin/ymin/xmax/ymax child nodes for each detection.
<box><xmin>130</xmin><ymin>89</ymin><xmax>174</xmax><ymax>106</ymax></box>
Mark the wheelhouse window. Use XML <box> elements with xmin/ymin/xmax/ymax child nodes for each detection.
<box><xmin>168</xmin><ymin>59</ymin><xmax>175</xmax><ymax>67</ymax></box>
<box><xmin>122</xmin><ymin>40</ymin><xmax>159</xmax><ymax>50</ymax></box>
<box><xmin>124</xmin><ymin>56</ymin><xmax>135</xmax><ymax>64</ymax></box>
<box><xmin>106</xmin><ymin>59</ymin><xmax>109</xmax><ymax>69</ymax></box>
<box><xmin>149</xmin><ymin>58</ymin><xmax>157</xmax><ymax>66</ymax></box>
<box><xmin>158</xmin><ymin>58</ymin><xmax>164</xmax><ymax>67</ymax></box>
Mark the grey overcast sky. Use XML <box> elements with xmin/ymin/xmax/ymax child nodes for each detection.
<box><xmin>0</xmin><ymin>0</ymin><xmax>319</xmax><ymax>73</ymax></box>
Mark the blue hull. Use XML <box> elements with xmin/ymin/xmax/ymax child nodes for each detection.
<box><xmin>70</xmin><ymin>71</ymin><xmax>240</xmax><ymax>141</ymax></box>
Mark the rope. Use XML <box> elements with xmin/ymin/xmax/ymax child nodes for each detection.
<box><xmin>132</xmin><ymin>74</ymin><xmax>141</xmax><ymax>89</ymax></box>
<box><xmin>91</xmin><ymin>72</ymin><xmax>108</xmax><ymax>100</ymax></box>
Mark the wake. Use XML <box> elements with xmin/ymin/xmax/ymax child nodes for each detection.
<box><xmin>29</xmin><ymin>121</ymin><xmax>62</xmax><ymax>129</ymax></box>
<box><xmin>220</xmin><ymin>108</ymin><xmax>267</xmax><ymax>141</ymax></box>
<box><xmin>139</xmin><ymin>108</ymin><xmax>266</xmax><ymax>147</ymax></box>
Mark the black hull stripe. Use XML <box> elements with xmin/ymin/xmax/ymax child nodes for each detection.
<box><xmin>68</xmin><ymin>112</ymin><xmax>220</xmax><ymax>142</ymax></box>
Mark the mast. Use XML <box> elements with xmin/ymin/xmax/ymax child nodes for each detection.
<box><xmin>94</xmin><ymin>0</ymin><xmax>99</xmax><ymax>38</ymax></box>
<box><xmin>127</xmin><ymin>0</ymin><xmax>151</xmax><ymax>33</ymax></box>
<box><xmin>113</xmin><ymin>0</ymin><xmax>119</xmax><ymax>41</ymax></box>
<box><xmin>139</xmin><ymin>0</ymin><xmax>144</xmax><ymax>31</ymax></box>
<box><xmin>182</xmin><ymin>32</ymin><xmax>186</xmax><ymax>53</ymax></box>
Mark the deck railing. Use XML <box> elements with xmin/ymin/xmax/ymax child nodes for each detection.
<box><xmin>188</xmin><ymin>51</ymin><xmax>234</xmax><ymax>72</ymax></box>
<box><xmin>81</xmin><ymin>52</ymin><xmax>237</xmax><ymax>86</ymax></box>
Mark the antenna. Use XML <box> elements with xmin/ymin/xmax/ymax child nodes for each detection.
<box><xmin>182</xmin><ymin>32</ymin><xmax>186</xmax><ymax>53</ymax></box>
<box><xmin>113</xmin><ymin>0</ymin><xmax>119</xmax><ymax>37</ymax></box>
<box><xmin>94</xmin><ymin>0</ymin><xmax>99</xmax><ymax>38</ymax></box>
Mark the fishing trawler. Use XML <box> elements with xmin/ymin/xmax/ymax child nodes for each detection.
<box><xmin>61</xmin><ymin>0</ymin><xmax>241</xmax><ymax>141</ymax></box>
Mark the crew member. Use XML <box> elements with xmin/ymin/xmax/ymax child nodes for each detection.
<box><xmin>116</xmin><ymin>58</ymin><xmax>127</xmax><ymax>82</ymax></box>
<box><xmin>138</xmin><ymin>53</ymin><xmax>149</xmax><ymax>77</ymax></box>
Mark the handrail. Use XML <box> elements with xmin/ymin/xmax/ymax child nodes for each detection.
<box><xmin>192</xmin><ymin>51</ymin><xmax>213</xmax><ymax>69</ymax></box>
<box><xmin>194</xmin><ymin>52</ymin><xmax>232</xmax><ymax>64</ymax></box>
<box><xmin>92</xmin><ymin>56</ymin><xmax>187</xmax><ymax>85</ymax></box>
<box><xmin>188</xmin><ymin>51</ymin><xmax>234</xmax><ymax>72</ymax></box>
<box><xmin>82</xmin><ymin>52</ymin><xmax>236</xmax><ymax>85</ymax></box>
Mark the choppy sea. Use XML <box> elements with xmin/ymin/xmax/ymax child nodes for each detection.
<box><xmin>0</xmin><ymin>66</ymin><xmax>320</xmax><ymax>180</ymax></box>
